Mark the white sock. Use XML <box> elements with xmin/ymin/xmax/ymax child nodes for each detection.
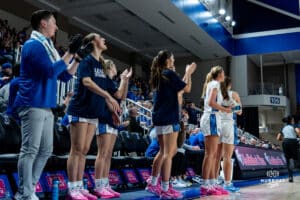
<box><xmin>213</xmin><ymin>179</ymin><xmax>217</xmax><ymax>185</ymax></box>
<box><xmin>103</xmin><ymin>178</ymin><xmax>109</xmax><ymax>187</ymax></box>
<box><xmin>76</xmin><ymin>180</ymin><xmax>83</xmax><ymax>190</ymax></box>
<box><xmin>161</xmin><ymin>181</ymin><xmax>169</xmax><ymax>192</ymax></box>
<box><xmin>203</xmin><ymin>179</ymin><xmax>210</xmax><ymax>187</ymax></box>
<box><xmin>68</xmin><ymin>181</ymin><xmax>77</xmax><ymax>191</ymax></box>
<box><xmin>150</xmin><ymin>176</ymin><xmax>158</xmax><ymax>186</ymax></box>
<box><xmin>224</xmin><ymin>181</ymin><xmax>231</xmax><ymax>186</ymax></box>
<box><xmin>95</xmin><ymin>179</ymin><xmax>102</xmax><ymax>188</ymax></box>
<box><xmin>208</xmin><ymin>179</ymin><xmax>214</xmax><ymax>186</ymax></box>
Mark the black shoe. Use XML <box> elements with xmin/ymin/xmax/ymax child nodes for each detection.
<box><xmin>289</xmin><ymin>177</ymin><xmax>294</xmax><ymax>183</ymax></box>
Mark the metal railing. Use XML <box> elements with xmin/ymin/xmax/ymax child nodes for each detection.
<box><xmin>125</xmin><ymin>98</ymin><xmax>152</xmax><ymax>131</ymax></box>
<box><xmin>248</xmin><ymin>83</ymin><xmax>285</xmax><ymax>96</ymax></box>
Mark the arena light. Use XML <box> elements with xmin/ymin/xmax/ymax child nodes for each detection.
<box><xmin>184</xmin><ymin>0</ymin><xmax>201</xmax><ymax>6</ymax></box>
<box><xmin>218</xmin><ymin>8</ymin><xmax>226</xmax><ymax>15</ymax></box>
<box><xmin>231</xmin><ymin>21</ymin><xmax>236</xmax><ymax>26</ymax></box>
<box><xmin>225</xmin><ymin>15</ymin><xmax>231</xmax><ymax>21</ymax></box>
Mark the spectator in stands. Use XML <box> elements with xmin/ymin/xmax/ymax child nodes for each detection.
<box><xmin>0</xmin><ymin>62</ymin><xmax>12</xmax><ymax>88</ymax></box>
<box><xmin>66</xmin><ymin>32</ymin><xmax>120</xmax><ymax>200</ymax></box>
<box><xmin>239</xmin><ymin>136</ymin><xmax>246</xmax><ymax>144</ymax></box>
<box><xmin>276</xmin><ymin>115</ymin><xmax>300</xmax><ymax>183</ymax></box>
<box><xmin>125</xmin><ymin>106</ymin><xmax>145</xmax><ymax>134</ymax></box>
<box><xmin>0</xmin><ymin>64</ymin><xmax>20</xmax><ymax>112</ymax></box>
<box><xmin>186</xmin><ymin>128</ymin><xmax>205</xmax><ymax>149</ymax></box>
<box><xmin>13</xmin><ymin>10</ymin><xmax>83</xmax><ymax>200</ymax></box>
<box><xmin>185</xmin><ymin>101</ymin><xmax>200</xmax><ymax>127</ymax></box>
<box><xmin>94</xmin><ymin>59</ymin><xmax>132</xmax><ymax>199</ymax></box>
<box><xmin>146</xmin><ymin>50</ymin><xmax>196</xmax><ymax>199</ymax></box>
<box><xmin>145</xmin><ymin>128</ymin><xmax>159</xmax><ymax>158</ymax></box>
<box><xmin>250</xmin><ymin>138</ymin><xmax>257</xmax><ymax>146</ymax></box>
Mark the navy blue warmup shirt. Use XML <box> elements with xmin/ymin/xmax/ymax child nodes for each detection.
<box><xmin>67</xmin><ymin>55</ymin><xmax>108</xmax><ymax>118</ymax></box>
<box><xmin>98</xmin><ymin>77</ymin><xmax>118</xmax><ymax>127</ymax></box>
<box><xmin>152</xmin><ymin>69</ymin><xmax>186</xmax><ymax>126</ymax></box>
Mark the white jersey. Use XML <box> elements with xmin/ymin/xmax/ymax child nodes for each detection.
<box><xmin>203</xmin><ymin>80</ymin><xmax>223</xmax><ymax>113</ymax></box>
<box><xmin>221</xmin><ymin>90</ymin><xmax>241</xmax><ymax>120</ymax></box>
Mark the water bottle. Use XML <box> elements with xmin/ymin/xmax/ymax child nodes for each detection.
<box><xmin>83</xmin><ymin>177</ymin><xmax>88</xmax><ymax>190</ymax></box>
<box><xmin>52</xmin><ymin>179</ymin><xmax>59</xmax><ymax>200</ymax></box>
<box><xmin>231</xmin><ymin>105</ymin><xmax>241</xmax><ymax>113</ymax></box>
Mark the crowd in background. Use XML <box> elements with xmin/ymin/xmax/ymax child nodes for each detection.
<box><xmin>0</xmin><ymin>17</ymin><xmax>283</xmax><ymax>151</ymax></box>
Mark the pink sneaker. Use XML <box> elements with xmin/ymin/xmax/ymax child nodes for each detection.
<box><xmin>66</xmin><ymin>190</ymin><xmax>88</xmax><ymax>200</ymax></box>
<box><xmin>105</xmin><ymin>186</ymin><xmax>120</xmax><ymax>198</ymax></box>
<box><xmin>200</xmin><ymin>186</ymin><xmax>222</xmax><ymax>196</ymax></box>
<box><xmin>213</xmin><ymin>185</ymin><xmax>229</xmax><ymax>195</ymax></box>
<box><xmin>169</xmin><ymin>185</ymin><xmax>183</xmax><ymax>198</ymax></box>
<box><xmin>160</xmin><ymin>188</ymin><xmax>183</xmax><ymax>199</ymax></box>
<box><xmin>145</xmin><ymin>182</ymin><xmax>161</xmax><ymax>196</ymax></box>
<box><xmin>79</xmin><ymin>189</ymin><xmax>98</xmax><ymax>200</ymax></box>
<box><xmin>94</xmin><ymin>187</ymin><xmax>115</xmax><ymax>199</ymax></box>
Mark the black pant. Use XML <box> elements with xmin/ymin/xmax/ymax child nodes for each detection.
<box><xmin>282</xmin><ymin>138</ymin><xmax>298</xmax><ymax>179</ymax></box>
<box><xmin>171</xmin><ymin>152</ymin><xmax>186</xmax><ymax>177</ymax></box>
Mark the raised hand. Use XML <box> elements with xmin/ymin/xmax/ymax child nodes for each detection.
<box><xmin>68</xmin><ymin>34</ymin><xmax>83</xmax><ymax>54</ymax></box>
<box><xmin>76</xmin><ymin>42</ymin><xmax>93</xmax><ymax>59</ymax></box>
<box><xmin>120</xmin><ymin>69</ymin><xmax>129</xmax><ymax>80</ymax></box>
<box><xmin>126</xmin><ymin>67</ymin><xmax>133</xmax><ymax>79</ymax></box>
<box><xmin>186</xmin><ymin>62</ymin><xmax>197</xmax><ymax>75</ymax></box>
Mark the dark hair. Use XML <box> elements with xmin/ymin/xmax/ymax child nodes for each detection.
<box><xmin>31</xmin><ymin>10</ymin><xmax>53</xmax><ymax>30</ymax></box>
<box><xmin>282</xmin><ymin>115</ymin><xmax>296</xmax><ymax>124</ymax></box>
<box><xmin>82</xmin><ymin>33</ymin><xmax>106</xmax><ymax>63</ymax></box>
<box><xmin>149</xmin><ymin>50</ymin><xmax>172</xmax><ymax>89</ymax></box>
<box><xmin>221</xmin><ymin>76</ymin><xmax>231</xmax><ymax>100</ymax></box>
<box><xmin>12</xmin><ymin>64</ymin><xmax>20</xmax><ymax>77</ymax></box>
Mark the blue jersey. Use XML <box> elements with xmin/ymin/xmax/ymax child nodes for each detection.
<box><xmin>145</xmin><ymin>138</ymin><xmax>159</xmax><ymax>158</ymax></box>
<box><xmin>67</xmin><ymin>55</ymin><xmax>108</xmax><ymax>118</ymax></box>
<box><xmin>188</xmin><ymin>132</ymin><xmax>205</xmax><ymax>149</ymax></box>
<box><xmin>152</xmin><ymin>69</ymin><xmax>186</xmax><ymax>125</ymax></box>
<box><xmin>14</xmin><ymin>39</ymin><xmax>72</xmax><ymax>108</ymax></box>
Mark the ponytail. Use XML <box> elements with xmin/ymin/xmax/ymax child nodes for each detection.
<box><xmin>149</xmin><ymin>50</ymin><xmax>172</xmax><ymax>90</ymax></box>
<box><xmin>201</xmin><ymin>72</ymin><xmax>212</xmax><ymax>98</ymax></box>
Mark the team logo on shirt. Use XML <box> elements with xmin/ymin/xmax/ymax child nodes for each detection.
<box><xmin>94</xmin><ymin>68</ymin><xmax>106</xmax><ymax>78</ymax></box>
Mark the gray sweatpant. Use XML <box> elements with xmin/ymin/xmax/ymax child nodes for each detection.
<box><xmin>17</xmin><ymin>107</ymin><xmax>54</xmax><ymax>199</ymax></box>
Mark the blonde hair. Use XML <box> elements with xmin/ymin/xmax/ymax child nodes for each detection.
<box><xmin>103</xmin><ymin>59</ymin><xmax>115</xmax><ymax>75</ymax></box>
<box><xmin>201</xmin><ymin>66</ymin><xmax>223</xmax><ymax>97</ymax></box>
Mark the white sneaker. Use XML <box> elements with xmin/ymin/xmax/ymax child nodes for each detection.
<box><xmin>31</xmin><ymin>193</ymin><xmax>39</xmax><ymax>200</ymax></box>
<box><xmin>171</xmin><ymin>179</ymin><xmax>187</xmax><ymax>188</ymax></box>
<box><xmin>14</xmin><ymin>192</ymin><xmax>22</xmax><ymax>200</ymax></box>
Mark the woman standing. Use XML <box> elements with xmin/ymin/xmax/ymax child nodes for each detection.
<box><xmin>277</xmin><ymin>115</ymin><xmax>300</xmax><ymax>182</ymax></box>
<box><xmin>93</xmin><ymin>60</ymin><xmax>132</xmax><ymax>199</ymax></box>
<box><xmin>200</xmin><ymin>66</ymin><xmax>231</xmax><ymax>196</ymax></box>
<box><xmin>66</xmin><ymin>33</ymin><xmax>120</xmax><ymax>200</ymax></box>
<box><xmin>145</xmin><ymin>50</ymin><xmax>196</xmax><ymax>199</ymax></box>
<box><xmin>217</xmin><ymin>76</ymin><xmax>242</xmax><ymax>192</ymax></box>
